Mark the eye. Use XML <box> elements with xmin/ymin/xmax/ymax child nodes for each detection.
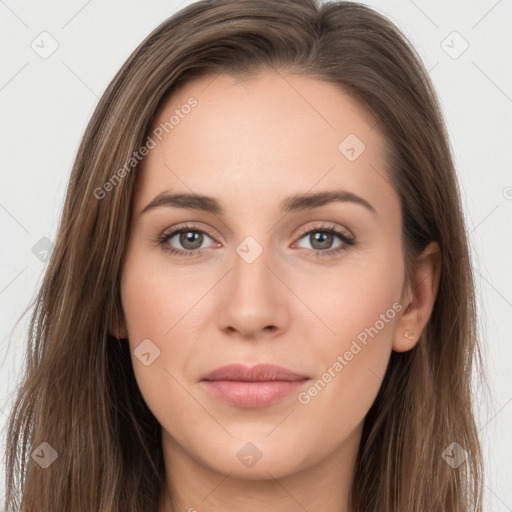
<box><xmin>156</xmin><ymin>223</ymin><xmax>218</xmax><ymax>257</ymax></box>
<box><xmin>293</xmin><ymin>223</ymin><xmax>355</xmax><ymax>257</ymax></box>
<box><xmin>155</xmin><ymin>222</ymin><xmax>356</xmax><ymax>259</ymax></box>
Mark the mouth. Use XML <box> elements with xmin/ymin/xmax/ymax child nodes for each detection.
<box><xmin>200</xmin><ymin>363</ymin><xmax>310</xmax><ymax>408</ymax></box>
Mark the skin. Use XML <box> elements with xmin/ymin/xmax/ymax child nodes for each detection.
<box><xmin>116</xmin><ymin>69</ymin><xmax>441</xmax><ymax>512</ymax></box>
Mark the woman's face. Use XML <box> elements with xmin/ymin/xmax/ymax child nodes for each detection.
<box><xmin>120</xmin><ymin>70</ymin><xmax>409</xmax><ymax>481</ymax></box>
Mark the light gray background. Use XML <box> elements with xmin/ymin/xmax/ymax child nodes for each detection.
<box><xmin>1</xmin><ymin>0</ymin><xmax>511</xmax><ymax>510</ymax></box>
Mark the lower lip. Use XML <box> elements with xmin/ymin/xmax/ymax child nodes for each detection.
<box><xmin>201</xmin><ymin>379</ymin><xmax>309</xmax><ymax>408</ymax></box>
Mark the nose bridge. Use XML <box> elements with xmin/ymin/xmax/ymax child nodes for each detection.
<box><xmin>231</xmin><ymin>234</ymin><xmax>275</xmax><ymax>306</ymax></box>
<box><xmin>217</xmin><ymin>232</ymin><xmax>287</xmax><ymax>335</ymax></box>
<box><xmin>228</xmin><ymin>208</ymin><xmax>274</xmax><ymax>290</ymax></box>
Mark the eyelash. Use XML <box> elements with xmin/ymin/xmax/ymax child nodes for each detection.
<box><xmin>155</xmin><ymin>222</ymin><xmax>356</xmax><ymax>259</ymax></box>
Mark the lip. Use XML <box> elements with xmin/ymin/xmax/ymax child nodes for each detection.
<box><xmin>200</xmin><ymin>363</ymin><xmax>310</xmax><ymax>408</ymax></box>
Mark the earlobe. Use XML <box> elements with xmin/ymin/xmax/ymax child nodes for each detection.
<box><xmin>111</xmin><ymin>325</ymin><xmax>128</xmax><ymax>340</ymax></box>
<box><xmin>110</xmin><ymin>307</ymin><xmax>128</xmax><ymax>340</ymax></box>
<box><xmin>392</xmin><ymin>328</ymin><xmax>418</xmax><ymax>352</ymax></box>
<box><xmin>393</xmin><ymin>241</ymin><xmax>441</xmax><ymax>352</ymax></box>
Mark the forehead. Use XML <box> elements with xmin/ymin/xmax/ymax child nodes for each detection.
<box><xmin>134</xmin><ymin>70</ymin><xmax>396</xmax><ymax>215</ymax></box>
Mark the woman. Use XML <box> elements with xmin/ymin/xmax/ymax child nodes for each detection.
<box><xmin>3</xmin><ymin>0</ymin><xmax>485</xmax><ymax>510</ymax></box>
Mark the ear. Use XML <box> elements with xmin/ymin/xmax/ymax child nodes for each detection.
<box><xmin>393</xmin><ymin>241</ymin><xmax>441</xmax><ymax>352</ymax></box>
<box><xmin>110</xmin><ymin>302</ymin><xmax>128</xmax><ymax>340</ymax></box>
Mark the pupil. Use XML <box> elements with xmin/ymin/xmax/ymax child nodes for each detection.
<box><xmin>180</xmin><ymin>231</ymin><xmax>202</xmax><ymax>250</ymax></box>
<box><xmin>312</xmin><ymin>232</ymin><xmax>332</xmax><ymax>250</ymax></box>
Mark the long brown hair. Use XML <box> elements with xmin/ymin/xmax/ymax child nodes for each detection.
<box><xmin>3</xmin><ymin>1</ymin><xmax>486</xmax><ymax>510</ymax></box>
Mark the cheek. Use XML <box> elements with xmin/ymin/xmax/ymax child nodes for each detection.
<box><xmin>119</xmin><ymin>252</ymin><xmax>195</xmax><ymax>378</ymax></box>
<box><xmin>120</xmin><ymin>251</ymin><xmax>203</xmax><ymax>343</ymax></box>
<box><xmin>296</xmin><ymin>245</ymin><xmax>403</xmax><ymax>349</ymax></box>
<box><xmin>119</xmin><ymin>254</ymin><xmax>205</xmax><ymax>426</ymax></box>
<box><xmin>293</xmin><ymin>249</ymin><xmax>403</xmax><ymax>419</ymax></box>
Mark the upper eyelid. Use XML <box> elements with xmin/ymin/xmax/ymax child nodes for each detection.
<box><xmin>294</xmin><ymin>222</ymin><xmax>353</xmax><ymax>239</ymax></box>
<box><xmin>163</xmin><ymin>222</ymin><xmax>217</xmax><ymax>240</ymax></box>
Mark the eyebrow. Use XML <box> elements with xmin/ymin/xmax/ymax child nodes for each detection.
<box><xmin>141</xmin><ymin>189</ymin><xmax>377</xmax><ymax>216</ymax></box>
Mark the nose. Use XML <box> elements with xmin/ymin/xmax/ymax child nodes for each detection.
<box><xmin>217</xmin><ymin>245</ymin><xmax>289</xmax><ymax>340</ymax></box>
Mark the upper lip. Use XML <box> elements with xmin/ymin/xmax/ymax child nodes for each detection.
<box><xmin>200</xmin><ymin>363</ymin><xmax>309</xmax><ymax>382</ymax></box>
